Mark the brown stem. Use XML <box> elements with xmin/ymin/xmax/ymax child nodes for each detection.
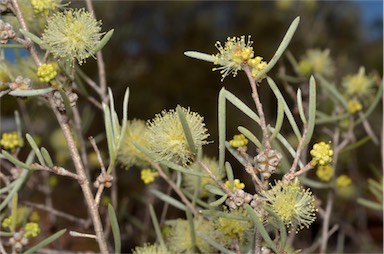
<box><xmin>197</xmin><ymin>160</ymin><xmax>232</xmax><ymax>196</ymax></box>
<box><xmin>50</xmin><ymin>99</ymin><xmax>109</xmax><ymax>254</ymax></box>
<box><xmin>243</xmin><ymin>65</ymin><xmax>271</xmax><ymax>150</ymax></box>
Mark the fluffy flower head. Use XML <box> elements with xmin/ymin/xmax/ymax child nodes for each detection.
<box><xmin>213</xmin><ymin>35</ymin><xmax>267</xmax><ymax>81</ymax></box>
<box><xmin>117</xmin><ymin>119</ymin><xmax>151</xmax><ymax>168</ymax></box>
<box><xmin>261</xmin><ymin>178</ymin><xmax>317</xmax><ymax>232</ymax></box>
<box><xmin>42</xmin><ymin>9</ymin><xmax>103</xmax><ymax>64</ymax></box>
<box><xmin>298</xmin><ymin>49</ymin><xmax>334</xmax><ymax>77</ymax></box>
<box><xmin>132</xmin><ymin>243</ymin><xmax>169</xmax><ymax>254</ymax></box>
<box><xmin>310</xmin><ymin>141</ymin><xmax>333</xmax><ymax>165</ymax></box>
<box><xmin>342</xmin><ymin>67</ymin><xmax>374</xmax><ymax>97</ymax></box>
<box><xmin>347</xmin><ymin>98</ymin><xmax>363</xmax><ymax>114</ymax></box>
<box><xmin>183</xmin><ymin>156</ymin><xmax>223</xmax><ymax>197</ymax></box>
<box><xmin>145</xmin><ymin>107</ymin><xmax>209</xmax><ymax>165</ymax></box>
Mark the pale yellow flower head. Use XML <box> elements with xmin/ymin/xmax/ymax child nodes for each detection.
<box><xmin>225</xmin><ymin>179</ymin><xmax>245</xmax><ymax>191</ymax></box>
<box><xmin>298</xmin><ymin>49</ymin><xmax>334</xmax><ymax>77</ymax></box>
<box><xmin>42</xmin><ymin>9</ymin><xmax>103</xmax><ymax>64</ymax></box>
<box><xmin>140</xmin><ymin>168</ymin><xmax>159</xmax><ymax>184</ymax></box>
<box><xmin>229</xmin><ymin>133</ymin><xmax>248</xmax><ymax>148</ymax></box>
<box><xmin>117</xmin><ymin>119</ymin><xmax>151</xmax><ymax>168</ymax></box>
<box><xmin>31</xmin><ymin>0</ymin><xmax>61</xmax><ymax>16</ymax></box>
<box><xmin>260</xmin><ymin>178</ymin><xmax>317</xmax><ymax>232</ymax></box>
<box><xmin>145</xmin><ymin>107</ymin><xmax>209</xmax><ymax>165</ymax></box>
<box><xmin>37</xmin><ymin>63</ymin><xmax>57</xmax><ymax>82</ymax></box>
<box><xmin>336</xmin><ymin>175</ymin><xmax>352</xmax><ymax>187</ymax></box>
<box><xmin>132</xmin><ymin>243</ymin><xmax>169</xmax><ymax>254</ymax></box>
<box><xmin>316</xmin><ymin>165</ymin><xmax>334</xmax><ymax>182</ymax></box>
<box><xmin>0</xmin><ymin>131</ymin><xmax>23</xmax><ymax>152</ymax></box>
<box><xmin>24</xmin><ymin>222</ymin><xmax>40</xmax><ymax>238</ymax></box>
<box><xmin>342</xmin><ymin>67</ymin><xmax>374</xmax><ymax>97</ymax></box>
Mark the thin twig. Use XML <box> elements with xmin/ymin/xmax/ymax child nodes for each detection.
<box><xmin>69</xmin><ymin>231</ymin><xmax>97</xmax><ymax>239</ymax></box>
<box><xmin>23</xmin><ymin>201</ymin><xmax>91</xmax><ymax>228</ymax></box>
<box><xmin>319</xmin><ymin>190</ymin><xmax>334</xmax><ymax>254</ymax></box>
<box><xmin>243</xmin><ymin>65</ymin><xmax>271</xmax><ymax>150</ymax></box>
<box><xmin>197</xmin><ymin>159</ymin><xmax>232</xmax><ymax>196</ymax></box>
<box><xmin>31</xmin><ymin>163</ymin><xmax>81</xmax><ymax>181</ymax></box>
<box><xmin>152</xmin><ymin>163</ymin><xmax>199</xmax><ymax>216</ymax></box>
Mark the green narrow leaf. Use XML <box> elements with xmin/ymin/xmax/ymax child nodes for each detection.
<box><xmin>204</xmin><ymin>184</ymin><xmax>225</xmax><ymax>196</ymax></box>
<box><xmin>244</xmin><ymin>204</ymin><xmax>278</xmax><ymax>253</ymax></box>
<box><xmin>218</xmin><ymin>87</ymin><xmax>227</xmax><ymax>171</ymax></box>
<box><xmin>267</xmin><ymin>77</ymin><xmax>301</xmax><ymax>140</ymax></box>
<box><xmin>22</xmin><ymin>229</ymin><xmax>67</xmax><ymax>254</ymax></box>
<box><xmin>184</xmin><ymin>51</ymin><xmax>216</xmax><ymax>63</ymax></box>
<box><xmin>225</xmin><ymin>162</ymin><xmax>234</xmax><ymax>190</ymax></box>
<box><xmin>209</xmin><ymin>194</ymin><xmax>228</xmax><ymax>207</ymax></box>
<box><xmin>271</xmin><ymin>96</ymin><xmax>284</xmax><ymax>140</ymax></box>
<box><xmin>298</xmin><ymin>176</ymin><xmax>332</xmax><ymax>189</ymax></box>
<box><xmin>103</xmin><ymin>104</ymin><xmax>116</xmax><ymax>163</ymax></box>
<box><xmin>357</xmin><ymin>198</ymin><xmax>383</xmax><ymax>211</ymax></box>
<box><xmin>149</xmin><ymin>189</ymin><xmax>186</xmax><ymax>211</ymax></box>
<box><xmin>340</xmin><ymin>136</ymin><xmax>371</xmax><ymax>154</ymax></box>
<box><xmin>11</xmin><ymin>193</ymin><xmax>18</xmax><ymax>231</ymax></box>
<box><xmin>254</xmin><ymin>16</ymin><xmax>300</xmax><ymax>81</ymax></box>
<box><xmin>296</xmin><ymin>88</ymin><xmax>307</xmax><ymax>124</ymax></box>
<box><xmin>315</xmin><ymin>112</ymin><xmax>349</xmax><ymax>124</ymax></box>
<box><xmin>316</xmin><ymin>74</ymin><xmax>348</xmax><ymax>108</ymax></box>
<box><xmin>355</xmin><ymin>83</ymin><xmax>383</xmax><ymax>125</ymax></box>
<box><xmin>225</xmin><ymin>142</ymin><xmax>247</xmax><ymax>167</ymax></box>
<box><xmin>92</xmin><ymin>29</ymin><xmax>114</xmax><ymax>54</ymax></box>
<box><xmin>19</xmin><ymin>29</ymin><xmax>43</xmax><ymax>46</ymax></box>
<box><xmin>108</xmin><ymin>204</ymin><xmax>121</xmax><ymax>254</ymax></box>
<box><xmin>186</xmin><ymin>208</ymin><xmax>197</xmax><ymax>253</ymax></box>
<box><xmin>265</xmin><ymin>207</ymin><xmax>287</xmax><ymax>252</ymax></box>
<box><xmin>1</xmin><ymin>150</ymin><xmax>32</xmax><ymax>169</ymax></box>
<box><xmin>198</xmin><ymin>232</ymin><xmax>235</xmax><ymax>254</ymax></box>
<box><xmin>9</xmin><ymin>87</ymin><xmax>54</xmax><ymax>97</ymax></box>
<box><xmin>177</xmin><ymin>105</ymin><xmax>196</xmax><ymax>154</ymax></box>
<box><xmin>238</xmin><ymin>126</ymin><xmax>263</xmax><ymax>148</ymax></box>
<box><xmin>40</xmin><ymin>147</ymin><xmax>54</xmax><ymax>167</ymax></box>
<box><xmin>108</xmin><ymin>88</ymin><xmax>120</xmax><ymax>145</ymax></box>
<box><xmin>149</xmin><ymin>204</ymin><xmax>166</xmax><ymax>248</ymax></box>
<box><xmin>303</xmin><ymin>76</ymin><xmax>316</xmax><ymax>146</ymax></box>
<box><xmin>26</xmin><ymin>134</ymin><xmax>45</xmax><ymax>166</ymax></box>
<box><xmin>117</xmin><ymin>88</ymin><xmax>130</xmax><ymax>149</ymax></box>
<box><xmin>14</xmin><ymin>111</ymin><xmax>22</xmax><ymax>137</ymax></box>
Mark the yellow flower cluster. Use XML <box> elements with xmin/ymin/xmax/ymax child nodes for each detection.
<box><xmin>225</xmin><ymin>179</ymin><xmax>245</xmax><ymax>191</ymax></box>
<box><xmin>213</xmin><ymin>35</ymin><xmax>267</xmax><ymax>81</ymax></box>
<box><xmin>336</xmin><ymin>175</ymin><xmax>352</xmax><ymax>187</ymax></box>
<box><xmin>31</xmin><ymin>0</ymin><xmax>60</xmax><ymax>16</ymax></box>
<box><xmin>217</xmin><ymin>208</ymin><xmax>252</xmax><ymax>239</ymax></box>
<box><xmin>24</xmin><ymin>222</ymin><xmax>40</xmax><ymax>238</ymax></box>
<box><xmin>229</xmin><ymin>134</ymin><xmax>248</xmax><ymax>148</ymax></box>
<box><xmin>37</xmin><ymin>63</ymin><xmax>57</xmax><ymax>82</ymax></box>
<box><xmin>347</xmin><ymin>99</ymin><xmax>363</xmax><ymax>114</ymax></box>
<box><xmin>140</xmin><ymin>168</ymin><xmax>159</xmax><ymax>184</ymax></box>
<box><xmin>310</xmin><ymin>141</ymin><xmax>333</xmax><ymax>165</ymax></box>
<box><xmin>316</xmin><ymin>165</ymin><xmax>334</xmax><ymax>182</ymax></box>
<box><xmin>0</xmin><ymin>131</ymin><xmax>23</xmax><ymax>151</ymax></box>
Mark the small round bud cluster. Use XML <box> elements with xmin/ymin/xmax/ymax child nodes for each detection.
<box><xmin>316</xmin><ymin>165</ymin><xmax>334</xmax><ymax>182</ymax></box>
<box><xmin>24</xmin><ymin>222</ymin><xmax>40</xmax><ymax>238</ymax></box>
<box><xmin>0</xmin><ymin>19</ymin><xmax>15</xmax><ymax>44</ymax></box>
<box><xmin>224</xmin><ymin>179</ymin><xmax>245</xmax><ymax>191</ymax></box>
<box><xmin>336</xmin><ymin>174</ymin><xmax>352</xmax><ymax>188</ymax></box>
<box><xmin>255</xmin><ymin>149</ymin><xmax>282</xmax><ymax>179</ymax></box>
<box><xmin>347</xmin><ymin>98</ymin><xmax>363</xmax><ymax>114</ymax></box>
<box><xmin>52</xmin><ymin>90</ymin><xmax>78</xmax><ymax>112</ymax></box>
<box><xmin>37</xmin><ymin>63</ymin><xmax>57</xmax><ymax>82</ymax></box>
<box><xmin>310</xmin><ymin>141</ymin><xmax>333</xmax><ymax>166</ymax></box>
<box><xmin>8</xmin><ymin>76</ymin><xmax>32</xmax><ymax>90</ymax></box>
<box><xmin>140</xmin><ymin>168</ymin><xmax>159</xmax><ymax>184</ymax></box>
<box><xmin>248</xmin><ymin>56</ymin><xmax>268</xmax><ymax>79</ymax></box>
<box><xmin>94</xmin><ymin>173</ymin><xmax>113</xmax><ymax>188</ymax></box>
<box><xmin>9</xmin><ymin>232</ymin><xmax>29</xmax><ymax>252</ymax></box>
<box><xmin>229</xmin><ymin>134</ymin><xmax>248</xmax><ymax>148</ymax></box>
<box><xmin>0</xmin><ymin>131</ymin><xmax>23</xmax><ymax>151</ymax></box>
<box><xmin>225</xmin><ymin>189</ymin><xmax>253</xmax><ymax>210</ymax></box>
